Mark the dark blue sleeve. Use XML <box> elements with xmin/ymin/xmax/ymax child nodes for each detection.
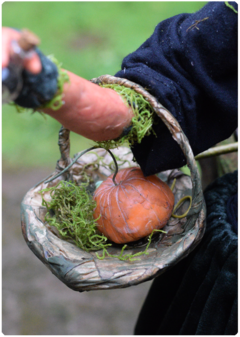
<box><xmin>14</xmin><ymin>49</ymin><xmax>58</xmax><ymax>108</ymax></box>
<box><xmin>115</xmin><ymin>2</ymin><xmax>238</xmax><ymax>176</ymax></box>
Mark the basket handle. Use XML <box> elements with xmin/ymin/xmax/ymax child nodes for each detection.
<box><xmin>55</xmin><ymin>126</ymin><xmax>72</xmax><ymax>181</ymax></box>
<box><xmin>57</xmin><ymin>75</ymin><xmax>203</xmax><ymax>217</ymax></box>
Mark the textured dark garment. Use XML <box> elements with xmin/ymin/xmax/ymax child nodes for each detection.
<box><xmin>134</xmin><ymin>171</ymin><xmax>238</xmax><ymax>335</ymax></box>
<box><xmin>227</xmin><ymin>193</ymin><xmax>238</xmax><ymax>234</ymax></box>
<box><xmin>14</xmin><ymin>49</ymin><xmax>58</xmax><ymax>108</ymax></box>
<box><xmin>116</xmin><ymin>1</ymin><xmax>238</xmax><ymax>176</ymax></box>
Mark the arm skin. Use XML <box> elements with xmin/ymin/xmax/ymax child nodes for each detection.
<box><xmin>42</xmin><ymin>71</ymin><xmax>134</xmax><ymax>141</ymax></box>
<box><xmin>2</xmin><ymin>27</ymin><xmax>134</xmax><ymax>142</ymax></box>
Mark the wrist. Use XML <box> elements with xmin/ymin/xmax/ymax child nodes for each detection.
<box><xmin>95</xmin><ymin>79</ymin><xmax>156</xmax><ymax>149</ymax></box>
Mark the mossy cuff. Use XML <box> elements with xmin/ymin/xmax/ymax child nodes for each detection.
<box><xmin>91</xmin><ymin>78</ymin><xmax>157</xmax><ymax>150</ymax></box>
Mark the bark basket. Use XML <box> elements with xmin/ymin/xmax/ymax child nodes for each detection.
<box><xmin>21</xmin><ymin>75</ymin><xmax>206</xmax><ymax>292</ymax></box>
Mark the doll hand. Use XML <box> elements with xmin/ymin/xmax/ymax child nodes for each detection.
<box><xmin>2</xmin><ymin>27</ymin><xmax>42</xmax><ymax>74</ymax></box>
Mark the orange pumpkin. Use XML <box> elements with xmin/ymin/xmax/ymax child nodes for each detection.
<box><xmin>93</xmin><ymin>167</ymin><xmax>174</xmax><ymax>244</ymax></box>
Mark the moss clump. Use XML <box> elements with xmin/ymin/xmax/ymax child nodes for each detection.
<box><xmin>40</xmin><ymin>181</ymin><xmax>110</xmax><ymax>252</ymax></box>
<box><xmin>96</xmin><ymin>84</ymin><xmax>157</xmax><ymax>150</ymax></box>
<box><xmin>40</xmin><ymin>180</ymin><xmax>166</xmax><ymax>261</ymax></box>
<box><xmin>225</xmin><ymin>2</ymin><xmax>238</xmax><ymax>13</ymax></box>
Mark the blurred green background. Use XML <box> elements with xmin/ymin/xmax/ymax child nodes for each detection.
<box><xmin>2</xmin><ymin>1</ymin><xmax>206</xmax><ymax>169</ymax></box>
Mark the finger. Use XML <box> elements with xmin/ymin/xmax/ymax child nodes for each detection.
<box><xmin>2</xmin><ymin>27</ymin><xmax>21</xmax><ymax>68</ymax></box>
<box><xmin>2</xmin><ymin>32</ymin><xmax>10</xmax><ymax>68</ymax></box>
<box><xmin>24</xmin><ymin>52</ymin><xmax>42</xmax><ymax>74</ymax></box>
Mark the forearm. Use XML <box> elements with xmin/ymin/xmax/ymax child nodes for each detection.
<box><xmin>3</xmin><ymin>27</ymin><xmax>133</xmax><ymax>142</ymax></box>
<box><xmin>42</xmin><ymin>71</ymin><xmax>134</xmax><ymax>141</ymax></box>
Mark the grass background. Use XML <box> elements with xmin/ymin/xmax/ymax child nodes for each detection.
<box><xmin>2</xmin><ymin>1</ymin><xmax>206</xmax><ymax>168</ymax></box>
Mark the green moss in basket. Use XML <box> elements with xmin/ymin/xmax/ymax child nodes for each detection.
<box><xmin>39</xmin><ymin>181</ymin><xmax>111</xmax><ymax>252</ymax></box>
<box><xmin>39</xmin><ymin>180</ymin><xmax>165</xmax><ymax>261</ymax></box>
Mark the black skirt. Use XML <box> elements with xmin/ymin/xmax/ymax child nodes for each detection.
<box><xmin>135</xmin><ymin>171</ymin><xmax>238</xmax><ymax>335</ymax></box>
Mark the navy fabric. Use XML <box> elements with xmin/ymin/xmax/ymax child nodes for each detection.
<box><xmin>134</xmin><ymin>171</ymin><xmax>238</xmax><ymax>335</ymax></box>
<box><xmin>227</xmin><ymin>193</ymin><xmax>238</xmax><ymax>234</ymax></box>
<box><xmin>116</xmin><ymin>1</ymin><xmax>238</xmax><ymax>176</ymax></box>
<box><xmin>14</xmin><ymin>49</ymin><xmax>58</xmax><ymax>108</ymax></box>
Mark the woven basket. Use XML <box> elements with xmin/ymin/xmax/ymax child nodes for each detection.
<box><xmin>21</xmin><ymin>75</ymin><xmax>206</xmax><ymax>292</ymax></box>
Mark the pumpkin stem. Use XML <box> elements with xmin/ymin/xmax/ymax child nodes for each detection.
<box><xmin>44</xmin><ymin>146</ymin><xmax>119</xmax><ymax>185</ymax></box>
<box><xmin>105</xmin><ymin>148</ymin><xmax>119</xmax><ymax>186</ymax></box>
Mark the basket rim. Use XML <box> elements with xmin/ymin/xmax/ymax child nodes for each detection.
<box><xmin>21</xmin><ymin>75</ymin><xmax>206</xmax><ymax>292</ymax></box>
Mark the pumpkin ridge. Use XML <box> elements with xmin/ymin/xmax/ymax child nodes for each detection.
<box><xmin>130</xmin><ymin>176</ymin><xmax>174</xmax><ymax>206</ymax></box>
<box><xmin>116</xmin><ymin>185</ymin><xmax>133</xmax><ymax>234</ymax></box>
<box><xmin>108</xmin><ymin>187</ymin><xmax>115</xmax><ymax>229</ymax></box>
<box><xmin>113</xmin><ymin>186</ymin><xmax>133</xmax><ymax>242</ymax></box>
<box><xmin>103</xmin><ymin>186</ymin><xmax>118</xmax><ymax>241</ymax></box>
<box><xmin>120</xmin><ymin>184</ymin><xmax>132</xmax><ymax>199</ymax></box>
<box><xmin>115</xmin><ymin>168</ymin><xmax>130</xmax><ymax>185</ymax></box>
<box><xmin>95</xmin><ymin>181</ymin><xmax>133</xmax><ymax>243</ymax></box>
<box><xmin>121</xmin><ymin>168</ymin><xmax>133</xmax><ymax>181</ymax></box>
<box><xmin>122</xmin><ymin>172</ymin><xmax>142</xmax><ymax>183</ymax></box>
<box><xmin>107</xmin><ymin>185</ymin><xmax>127</xmax><ymax>243</ymax></box>
<box><xmin>94</xmin><ymin>184</ymin><xmax>112</xmax><ymax>198</ymax></box>
<box><xmin>98</xmin><ymin>186</ymin><xmax>115</xmax><ymax>227</ymax></box>
<box><xmin>125</xmin><ymin>182</ymin><xmax>164</xmax><ymax>224</ymax></box>
<box><xmin>146</xmin><ymin>179</ymin><xmax>173</xmax><ymax>205</ymax></box>
<box><xmin>119</xmin><ymin>184</ymin><xmax>145</xmax><ymax>236</ymax></box>
<box><xmin>118</xmin><ymin>185</ymin><xmax>143</xmax><ymax>242</ymax></box>
<box><xmin>123</xmin><ymin>177</ymin><xmax>150</xmax><ymax>183</ymax></box>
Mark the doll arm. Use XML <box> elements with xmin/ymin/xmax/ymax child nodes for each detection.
<box><xmin>2</xmin><ymin>27</ymin><xmax>133</xmax><ymax>142</ymax></box>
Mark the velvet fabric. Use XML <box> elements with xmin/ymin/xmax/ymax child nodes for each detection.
<box><xmin>14</xmin><ymin>49</ymin><xmax>58</xmax><ymax>108</ymax></box>
<box><xmin>134</xmin><ymin>171</ymin><xmax>238</xmax><ymax>335</ymax></box>
<box><xmin>116</xmin><ymin>2</ymin><xmax>238</xmax><ymax>176</ymax></box>
<box><xmin>227</xmin><ymin>193</ymin><xmax>238</xmax><ymax>234</ymax></box>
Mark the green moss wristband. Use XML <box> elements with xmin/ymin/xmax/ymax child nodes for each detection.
<box><xmin>96</xmin><ymin>83</ymin><xmax>157</xmax><ymax>150</ymax></box>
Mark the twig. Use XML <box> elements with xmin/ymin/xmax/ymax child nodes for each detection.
<box><xmin>186</xmin><ymin>17</ymin><xmax>209</xmax><ymax>32</ymax></box>
<box><xmin>195</xmin><ymin>143</ymin><xmax>238</xmax><ymax>160</ymax></box>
